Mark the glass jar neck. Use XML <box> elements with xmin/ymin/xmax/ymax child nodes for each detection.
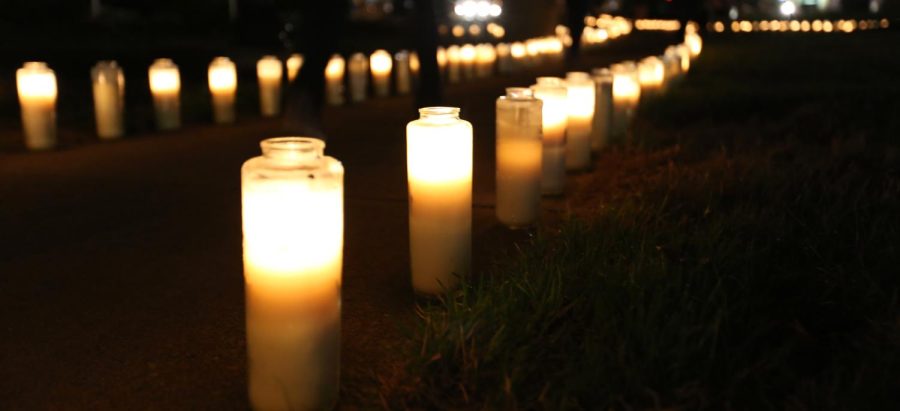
<box><xmin>505</xmin><ymin>87</ymin><xmax>534</xmax><ymax>100</ymax></box>
<box><xmin>418</xmin><ymin>106</ymin><xmax>460</xmax><ymax>121</ymax></box>
<box><xmin>260</xmin><ymin>137</ymin><xmax>325</xmax><ymax>165</ymax></box>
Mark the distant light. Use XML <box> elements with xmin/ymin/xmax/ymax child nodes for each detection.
<box><xmin>728</xmin><ymin>6</ymin><xmax>738</xmax><ymax>20</ymax></box>
<box><xmin>489</xmin><ymin>4</ymin><xmax>501</xmax><ymax>17</ymax></box>
<box><xmin>780</xmin><ymin>1</ymin><xmax>796</xmax><ymax>16</ymax></box>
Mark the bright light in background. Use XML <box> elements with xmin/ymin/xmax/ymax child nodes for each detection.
<box><xmin>780</xmin><ymin>1</ymin><xmax>796</xmax><ymax>16</ymax></box>
<box><xmin>454</xmin><ymin>1</ymin><xmax>501</xmax><ymax>20</ymax></box>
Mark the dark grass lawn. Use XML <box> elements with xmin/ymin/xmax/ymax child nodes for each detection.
<box><xmin>382</xmin><ymin>32</ymin><xmax>900</xmax><ymax>409</ymax></box>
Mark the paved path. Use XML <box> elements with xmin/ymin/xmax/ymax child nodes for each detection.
<box><xmin>0</xmin><ymin>33</ymin><xmax>677</xmax><ymax>409</ymax></box>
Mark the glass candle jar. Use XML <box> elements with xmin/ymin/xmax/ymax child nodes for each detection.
<box><xmin>496</xmin><ymin>88</ymin><xmax>543</xmax><ymax>228</ymax></box>
<box><xmin>148</xmin><ymin>58</ymin><xmax>181</xmax><ymax>131</ymax></box>
<box><xmin>531</xmin><ymin>77</ymin><xmax>568</xmax><ymax>196</ymax></box>
<box><xmin>590</xmin><ymin>68</ymin><xmax>613</xmax><ymax>151</ymax></box>
<box><xmin>610</xmin><ymin>62</ymin><xmax>640</xmax><ymax>143</ymax></box>
<box><xmin>257</xmin><ymin>55</ymin><xmax>283</xmax><ymax>117</ymax></box>
<box><xmin>208</xmin><ymin>57</ymin><xmax>238</xmax><ymax>124</ymax></box>
<box><xmin>17</xmin><ymin>62</ymin><xmax>57</xmax><ymax>150</ymax></box>
<box><xmin>347</xmin><ymin>53</ymin><xmax>369</xmax><ymax>103</ymax></box>
<box><xmin>564</xmin><ymin>72</ymin><xmax>595</xmax><ymax>171</ymax></box>
<box><xmin>446</xmin><ymin>45</ymin><xmax>461</xmax><ymax>83</ymax></box>
<box><xmin>370</xmin><ymin>49</ymin><xmax>393</xmax><ymax>97</ymax></box>
<box><xmin>325</xmin><ymin>54</ymin><xmax>346</xmax><ymax>106</ymax></box>
<box><xmin>406</xmin><ymin>107</ymin><xmax>473</xmax><ymax>294</ymax></box>
<box><xmin>286</xmin><ymin>53</ymin><xmax>304</xmax><ymax>83</ymax></box>
<box><xmin>394</xmin><ymin>50</ymin><xmax>412</xmax><ymax>95</ymax></box>
<box><xmin>460</xmin><ymin>44</ymin><xmax>477</xmax><ymax>80</ymax></box>
<box><xmin>91</xmin><ymin>61</ymin><xmax>125</xmax><ymax>139</ymax></box>
<box><xmin>638</xmin><ymin>56</ymin><xmax>665</xmax><ymax>98</ymax></box>
<box><xmin>241</xmin><ymin>137</ymin><xmax>344</xmax><ymax>411</ymax></box>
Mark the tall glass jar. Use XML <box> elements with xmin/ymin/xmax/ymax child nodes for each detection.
<box><xmin>406</xmin><ymin>107</ymin><xmax>473</xmax><ymax>294</ymax></box>
<box><xmin>347</xmin><ymin>53</ymin><xmax>369</xmax><ymax>103</ymax></box>
<box><xmin>148</xmin><ymin>58</ymin><xmax>181</xmax><ymax>131</ymax></box>
<box><xmin>590</xmin><ymin>68</ymin><xmax>613</xmax><ymax>151</ymax></box>
<box><xmin>91</xmin><ymin>61</ymin><xmax>125</xmax><ymax>139</ymax></box>
<box><xmin>257</xmin><ymin>55</ymin><xmax>283</xmax><ymax>117</ymax></box>
<box><xmin>531</xmin><ymin>77</ymin><xmax>568</xmax><ymax>195</ymax></box>
<box><xmin>16</xmin><ymin>62</ymin><xmax>57</xmax><ymax>150</ymax></box>
<box><xmin>610</xmin><ymin>62</ymin><xmax>641</xmax><ymax>143</ymax></box>
<box><xmin>241</xmin><ymin>137</ymin><xmax>344</xmax><ymax>411</ymax></box>
<box><xmin>495</xmin><ymin>88</ymin><xmax>543</xmax><ymax>228</ymax></box>
<box><xmin>564</xmin><ymin>72</ymin><xmax>595</xmax><ymax>171</ymax></box>
<box><xmin>208</xmin><ymin>57</ymin><xmax>237</xmax><ymax>124</ymax></box>
<box><xmin>325</xmin><ymin>54</ymin><xmax>345</xmax><ymax>106</ymax></box>
<box><xmin>394</xmin><ymin>50</ymin><xmax>412</xmax><ymax>95</ymax></box>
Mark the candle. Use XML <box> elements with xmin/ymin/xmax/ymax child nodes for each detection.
<box><xmin>610</xmin><ymin>62</ymin><xmax>641</xmax><ymax>143</ymax></box>
<box><xmin>662</xmin><ymin>46</ymin><xmax>682</xmax><ymax>83</ymax></box>
<box><xmin>370</xmin><ymin>49</ymin><xmax>393</xmax><ymax>97</ymax></box>
<box><xmin>436</xmin><ymin>46</ymin><xmax>447</xmax><ymax>78</ymax></box>
<box><xmin>91</xmin><ymin>60</ymin><xmax>125</xmax><ymax>139</ymax></box>
<box><xmin>676</xmin><ymin>44</ymin><xmax>691</xmax><ymax>72</ymax></box>
<box><xmin>406</xmin><ymin>107</ymin><xmax>472</xmax><ymax>294</ymax></box>
<box><xmin>530</xmin><ymin>77</ymin><xmax>568</xmax><ymax>195</ymax></box>
<box><xmin>475</xmin><ymin>43</ymin><xmax>495</xmax><ymax>78</ymax></box>
<box><xmin>394</xmin><ymin>50</ymin><xmax>412</xmax><ymax>95</ymax></box>
<box><xmin>495</xmin><ymin>43</ymin><xmax>512</xmax><ymax>74</ymax></box>
<box><xmin>347</xmin><ymin>53</ymin><xmax>369</xmax><ymax>103</ymax></box>
<box><xmin>409</xmin><ymin>51</ymin><xmax>420</xmax><ymax>76</ymax></box>
<box><xmin>286</xmin><ymin>53</ymin><xmax>304</xmax><ymax>83</ymax></box>
<box><xmin>446</xmin><ymin>45</ymin><xmax>461</xmax><ymax>83</ymax></box>
<box><xmin>590</xmin><ymin>68</ymin><xmax>613</xmax><ymax>151</ymax></box>
<box><xmin>257</xmin><ymin>56</ymin><xmax>283</xmax><ymax>117</ymax></box>
<box><xmin>148</xmin><ymin>58</ymin><xmax>181</xmax><ymax>131</ymax></box>
<box><xmin>564</xmin><ymin>72</ymin><xmax>595</xmax><ymax>171</ymax></box>
<box><xmin>208</xmin><ymin>57</ymin><xmax>238</xmax><ymax>124</ymax></box>
<box><xmin>510</xmin><ymin>42</ymin><xmax>526</xmax><ymax>72</ymax></box>
<box><xmin>325</xmin><ymin>54</ymin><xmax>345</xmax><ymax>106</ymax></box>
<box><xmin>242</xmin><ymin>137</ymin><xmax>344</xmax><ymax>411</ymax></box>
<box><xmin>684</xmin><ymin>32</ymin><xmax>702</xmax><ymax>58</ymax></box>
<box><xmin>495</xmin><ymin>88</ymin><xmax>543</xmax><ymax>228</ymax></box>
<box><xmin>16</xmin><ymin>62</ymin><xmax>57</xmax><ymax>150</ymax></box>
<box><xmin>637</xmin><ymin>56</ymin><xmax>665</xmax><ymax>98</ymax></box>
<box><xmin>460</xmin><ymin>44</ymin><xmax>476</xmax><ymax>80</ymax></box>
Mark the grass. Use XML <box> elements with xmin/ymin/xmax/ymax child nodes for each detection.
<box><xmin>381</xmin><ymin>33</ymin><xmax>900</xmax><ymax>409</ymax></box>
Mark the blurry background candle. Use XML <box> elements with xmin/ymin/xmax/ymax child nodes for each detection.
<box><xmin>91</xmin><ymin>60</ymin><xmax>125</xmax><ymax>139</ymax></box>
<box><xmin>531</xmin><ymin>77</ymin><xmax>568</xmax><ymax>195</ymax></box>
<box><xmin>495</xmin><ymin>88</ymin><xmax>543</xmax><ymax>228</ymax></box>
<box><xmin>325</xmin><ymin>54</ymin><xmax>345</xmax><ymax>106</ymax></box>
<box><xmin>611</xmin><ymin>62</ymin><xmax>641</xmax><ymax>143</ymax></box>
<box><xmin>564</xmin><ymin>72</ymin><xmax>595</xmax><ymax>171</ymax></box>
<box><xmin>148</xmin><ymin>58</ymin><xmax>181</xmax><ymax>131</ymax></box>
<box><xmin>406</xmin><ymin>107</ymin><xmax>472</xmax><ymax>294</ymax></box>
<box><xmin>257</xmin><ymin>56</ymin><xmax>283</xmax><ymax>117</ymax></box>
<box><xmin>409</xmin><ymin>52</ymin><xmax>420</xmax><ymax>77</ymax></box>
<box><xmin>475</xmin><ymin>44</ymin><xmax>495</xmax><ymax>78</ymax></box>
<box><xmin>496</xmin><ymin>43</ymin><xmax>512</xmax><ymax>74</ymax></box>
<box><xmin>394</xmin><ymin>50</ymin><xmax>412</xmax><ymax>95</ymax></box>
<box><xmin>16</xmin><ymin>62</ymin><xmax>57</xmax><ymax>150</ymax></box>
<box><xmin>590</xmin><ymin>68</ymin><xmax>613</xmax><ymax>151</ymax></box>
<box><xmin>510</xmin><ymin>42</ymin><xmax>526</xmax><ymax>71</ymax></box>
<box><xmin>638</xmin><ymin>56</ymin><xmax>665</xmax><ymax>98</ymax></box>
<box><xmin>286</xmin><ymin>53</ymin><xmax>304</xmax><ymax>83</ymax></box>
<box><xmin>241</xmin><ymin>137</ymin><xmax>344</xmax><ymax>411</ymax></box>
<box><xmin>370</xmin><ymin>49</ymin><xmax>393</xmax><ymax>97</ymax></box>
<box><xmin>347</xmin><ymin>53</ymin><xmax>369</xmax><ymax>103</ymax></box>
<box><xmin>436</xmin><ymin>46</ymin><xmax>448</xmax><ymax>78</ymax></box>
<box><xmin>460</xmin><ymin>44</ymin><xmax>476</xmax><ymax>80</ymax></box>
<box><xmin>208</xmin><ymin>57</ymin><xmax>237</xmax><ymax>124</ymax></box>
<box><xmin>446</xmin><ymin>45</ymin><xmax>461</xmax><ymax>83</ymax></box>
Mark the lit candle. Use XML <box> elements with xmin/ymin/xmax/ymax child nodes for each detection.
<box><xmin>590</xmin><ymin>68</ymin><xmax>613</xmax><ymax>151</ymax></box>
<box><xmin>676</xmin><ymin>44</ymin><xmax>691</xmax><ymax>72</ymax></box>
<box><xmin>406</xmin><ymin>107</ymin><xmax>472</xmax><ymax>294</ymax></box>
<box><xmin>460</xmin><ymin>44</ymin><xmax>476</xmax><ymax>80</ymax></box>
<box><xmin>325</xmin><ymin>54</ymin><xmax>345</xmax><ymax>106</ymax></box>
<box><xmin>91</xmin><ymin>60</ymin><xmax>125</xmax><ymax>139</ymax></box>
<box><xmin>531</xmin><ymin>77</ymin><xmax>568</xmax><ymax>195</ymax></box>
<box><xmin>662</xmin><ymin>46</ymin><xmax>682</xmax><ymax>83</ymax></box>
<box><xmin>148</xmin><ymin>58</ymin><xmax>181</xmax><ymax>131</ymax></box>
<box><xmin>436</xmin><ymin>46</ymin><xmax>447</xmax><ymax>78</ymax></box>
<box><xmin>610</xmin><ymin>62</ymin><xmax>641</xmax><ymax>143</ymax></box>
<box><xmin>564</xmin><ymin>72</ymin><xmax>595</xmax><ymax>171</ymax></box>
<box><xmin>495</xmin><ymin>43</ymin><xmax>512</xmax><ymax>74</ymax></box>
<box><xmin>394</xmin><ymin>50</ymin><xmax>412</xmax><ymax>95</ymax></box>
<box><xmin>409</xmin><ymin>51</ymin><xmax>420</xmax><ymax>77</ymax></box>
<box><xmin>241</xmin><ymin>137</ymin><xmax>344</xmax><ymax>411</ymax></box>
<box><xmin>16</xmin><ymin>62</ymin><xmax>57</xmax><ymax>150</ymax></box>
<box><xmin>637</xmin><ymin>56</ymin><xmax>665</xmax><ymax>98</ymax></box>
<box><xmin>257</xmin><ymin>56</ymin><xmax>283</xmax><ymax>117</ymax></box>
<box><xmin>510</xmin><ymin>42</ymin><xmax>526</xmax><ymax>71</ymax></box>
<box><xmin>475</xmin><ymin>43</ymin><xmax>495</xmax><ymax>78</ymax></box>
<box><xmin>370</xmin><ymin>49</ymin><xmax>393</xmax><ymax>97</ymax></box>
<box><xmin>446</xmin><ymin>45</ymin><xmax>461</xmax><ymax>83</ymax></box>
<box><xmin>495</xmin><ymin>88</ymin><xmax>543</xmax><ymax>228</ymax></box>
<box><xmin>286</xmin><ymin>53</ymin><xmax>304</xmax><ymax>83</ymax></box>
<box><xmin>208</xmin><ymin>57</ymin><xmax>238</xmax><ymax>124</ymax></box>
<box><xmin>347</xmin><ymin>53</ymin><xmax>368</xmax><ymax>103</ymax></box>
<box><xmin>684</xmin><ymin>32</ymin><xmax>703</xmax><ymax>58</ymax></box>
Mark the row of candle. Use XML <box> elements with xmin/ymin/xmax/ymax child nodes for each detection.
<box><xmin>238</xmin><ymin>28</ymin><xmax>703</xmax><ymax>410</ymax></box>
<box><xmin>710</xmin><ymin>18</ymin><xmax>890</xmax><ymax>33</ymax></box>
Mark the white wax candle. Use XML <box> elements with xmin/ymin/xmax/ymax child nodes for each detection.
<box><xmin>208</xmin><ymin>57</ymin><xmax>237</xmax><ymax>124</ymax></box>
<box><xmin>17</xmin><ymin>62</ymin><xmax>57</xmax><ymax>150</ymax></box>
<box><xmin>347</xmin><ymin>53</ymin><xmax>368</xmax><ymax>103</ymax></box>
<box><xmin>446</xmin><ymin>46</ymin><xmax>461</xmax><ymax>83</ymax></box>
<box><xmin>257</xmin><ymin>56</ymin><xmax>283</xmax><ymax>117</ymax></box>
<box><xmin>531</xmin><ymin>77</ymin><xmax>568</xmax><ymax>195</ymax></box>
<box><xmin>475</xmin><ymin>44</ymin><xmax>495</xmax><ymax>78</ymax></box>
<box><xmin>495</xmin><ymin>43</ymin><xmax>512</xmax><ymax>74</ymax></box>
<box><xmin>436</xmin><ymin>47</ymin><xmax>447</xmax><ymax>78</ymax></box>
<box><xmin>564</xmin><ymin>72</ymin><xmax>595</xmax><ymax>171</ymax></box>
<box><xmin>638</xmin><ymin>56</ymin><xmax>665</xmax><ymax>98</ymax></box>
<box><xmin>590</xmin><ymin>68</ymin><xmax>613</xmax><ymax>151</ymax></box>
<box><xmin>370</xmin><ymin>49</ymin><xmax>392</xmax><ymax>97</ymax></box>
<box><xmin>325</xmin><ymin>54</ymin><xmax>345</xmax><ymax>106</ymax></box>
<box><xmin>91</xmin><ymin>61</ymin><xmax>125</xmax><ymax>139</ymax></box>
<box><xmin>610</xmin><ymin>62</ymin><xmax>641</xmax><ymax>143</ymax></box>
<box><xmin>407</xmin><ymin>107</ymin><xmax>472</xmax><ymax>294</ymax></box>
<box><xmin>495</xmin><ymin>88</ymin><xmax>543</xmax><ymax>228</ymax></box>
<box><xmin>286</xmin><ymin>53</ymin><xmax>304</xmax><ymax>83</ymax></box>
<box><xmin>148</xmin><ymin>58</ymin><xmax>181</xmax><ymax>131</ymax></box>
<box><xmin>242</xmin><ymin>137</ymin><xmax>344</xmax><ymax>411</ymax></box>
<box><xmin>510</xmin><ymin>42</ymin><xmax>526</xmax><ymax>72</ymax></box>
<box><xmin>394</xmin><ymin>51</ymin><xmax>411</xmax><ymax>95</ymax></box>
<box><xmin>460</xmin><ymin>44</ymin><xmax>476</xmax><ymax>80</ymax></box>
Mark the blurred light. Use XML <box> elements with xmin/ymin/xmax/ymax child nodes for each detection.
<box><xmin>452</xmin><ymin>25</ymin><xmax>465</xmax><ymax>37</ymax></box>
<box><xmin>780</xmin><ymin>1</ymin><xmax>796</xmax><ymax>16</ymax></box>
<box><xmin>468</xmin><ymin>24</ymin><xmax>481</xmax><ymax>36</ymax></box>
<box><xmin>714</xmin><ymin>21</ymin><xmax>725</xmax><ymax>32</ymax></box>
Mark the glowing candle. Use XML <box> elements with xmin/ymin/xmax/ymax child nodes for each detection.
<box><xmin>676</xmin><ymin>44</ymin><xmax>691</xmax><ymax>72</ymax></box>
<box><xmin>590</xmin><ymin>68</ymin><xmax>613</xmax><ymax>151</ymax></box>
<box><xmin>684</xmin><ymin>32</ymin><xmax>702</xmax><ymax>58</ymax></box>
<box><xmin>475</xmin><ymin>43</ymin><xmax>495</xmax><ymax>78</ymax></box>
<box><xmin>325</xmin><ymin>54</ymin><xmax>345</xmax><ymax>106</ymax></box>
<box><xmin>663</xmin><ymin>46</ymin><xmax>682</xmax><ymax>83</ymax></box>
<box><xmin>406</xmin><ymin>107</ymin><xmax>472</xmax><ymax>294</ymax></box>
<box><xmin>257</xmin><ymin>56</ymin><xmax>283</xmax><ymax>117</ymax></box>
<box><xmin>638</xmin><ymin>56</ymin><xmax>665</xmax><ymax>98</ymax></box>
<box><xmin>495</xmin><ymin>88</ymin><xmax>543</xmax><ymax>228</ymax></box>
<box><xmin>446</xmin><ymin>45</ymin><xmax>461</xmax><ymax>83</ymax></box>
<box><xmin>409</xmin><ymin>52</ymin><xmax>420</xmax><ymax>76</ymax></box>
<box><xmin>286</xmin><ymin>53</ymin><xmax>304</xmax><ymax>83</ymax></box>
<box><xmin>564</xmin><ymin>72</ymin><xmax>595</xmax><ymax>171</ymax></box>
<box><xmin>436</xmin><ymin>46</ymin><xmax>448</xmax><ymax>77</ymax></box>
<box><xmin>347</xmin><ymin>53</ymin><xmax>369</xmax><ymax>103</ymax></box>
<box><xmin>370</xmin><ymin>49</ymin><xmax>393</xmax><ymax>97</ymax></box>
<box><xmin>16</xmin><ymin>62</ymin><xmax>57</xmax><ymax>150</ymax></box>
<box><xmin>208</xmin><ymin>57</ymin><xmax>238</xmax><ymax>124</ymax></box>
<box><xmin>394</xmin><ymin>50</ymin><xmax>412</xmax><ymax>95</ymax></box>
<box><xmin>148</xmin><ymin>58</ymin><xmax>181</xmax><ymax>131</ymax></box>
<box><xmin>460</xmin><ymin>44</ymin><xmax>476</xmax><ymax>80</ymax></box>
<box><xmin>241</xmin><ymin>137</ymin><xmax>344</xmax><ymax>411</ymax></box>
<box><xmin>91</xmin><ymin>60</ymin><xmax>125</xmax><ymax>139</ymax></box>
<box><xmin>510</xmin><ymin>42</ymin><xmax>526</xmax><ymax>70</ymax></box>
<box><xmin>496</xmin><ymin>43</ymin><xmax>512</xmax><ymax>74</ymax></box>
<box><xmin>531</xmin><ymin>77</ymin><xmax>568</xmax><ymax>195</ymax></box>
<box><xmin>611</xmin><ymin>62</ymin><xmax>640</xmax><ymax>143</ymax></box>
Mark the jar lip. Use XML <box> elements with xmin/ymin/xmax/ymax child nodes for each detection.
<box><xmin>260</xmin><ymin>137</ymin><xmax>325</xmax><ymax>157</ymax></box>
<box><xmin>565</xmin><ymin>71</ymin><xmax>591</xmax><ymax>81</ymax></box>
<box><xmin>505</xmin><ymin>87</ymin><xmax>534</xmax><ymax>99</ymax></box>
<box><xmin>419</xmin><ymin>106</ymin><xmax>460</xmax><ymax>116</ymax></box>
